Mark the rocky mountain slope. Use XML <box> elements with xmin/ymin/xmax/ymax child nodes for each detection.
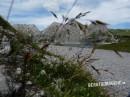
<box><xmin>13</xmin><ymin>24</ymin><xmax>42</xmax><ymax>42</ymax></box>
<box><xmin>42</xmin><ymin>20</ymin><xmax>89</xmax><ymax>44</ymax></box>
<box><xmin>13</xmin><ymin>24</ymin><xmax>41</xmax><ymax>36</ymax></box>
<box><xmin>42</xmin><ymin>20</ymin><xmax>112</xmax><ymax>45</ymax></box>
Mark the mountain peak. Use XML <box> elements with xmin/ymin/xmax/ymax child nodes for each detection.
<box><xmin>42</xmin><ymin>20</ymin><xmax>88</xmax><ymax>44</ymax></box>
<box><xmin>13</xmin><ymin>24</ymin><xmax>40</xmax><ymax>35</ymax></box>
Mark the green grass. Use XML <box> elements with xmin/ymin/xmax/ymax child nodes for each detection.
<box><xmin>97</xmin><ymin>40</ymin><xmax>130</xmax><ymax>52</ymax></box>
<box><xmin>109</xmin><ymin>29</ymin><xmax>130</xmax><ymax>37</ymax></box>
<box><xmin>0</xmin><ymin>16</ymin><xmax>16</xmax><ymax>32</ymax></box>
<box><xmin>27</xmin><ymin>54</ymin><xmax>109</xmax><ymax>97</ymax></box>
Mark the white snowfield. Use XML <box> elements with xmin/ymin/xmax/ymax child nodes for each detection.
<box><xmin>0</xmin><ymin>45</ymin><xmax>130</xmax><ymax>97</ymax></box>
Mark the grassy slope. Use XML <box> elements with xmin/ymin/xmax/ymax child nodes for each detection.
<box><xmin>0</xmin><ymin>16</ymin><xmax>16</xmax><ymax>32</ymax></box>
<box><xmin>97</xmin><ymin>40</ymin><xmax>130</xmax><ymax>52</ymax></box>
<box><xmin>109</xmin><ymin>29</ymin><xmax>130</xmax><ymax>36</ymax></box>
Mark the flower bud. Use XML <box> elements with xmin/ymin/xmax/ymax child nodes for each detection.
<box><xmin>40</xmin><ymin>70</ymin><xmax>46</xmax><ymax>75</ymax></box>
<box><xmin>26</xmin><ymin>81</ymin><xmax>32</xmax><ymax>85</ymax></box>
<box><xmin>16</xmin><ymin>68</ymin><xmax>22</xmax><ymax>74</ymax></box>
<box><xmin>40</xmin><ymin>90</ymin><xmax>45</xmax><ymax>96</ymax></box>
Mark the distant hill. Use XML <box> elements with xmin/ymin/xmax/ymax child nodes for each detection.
<box><xmin>98</xmin><ymin>29</ymin><xmax>130</xmax><ymax>52</ymax></box>
<box><xmin>109</xmin><ymin>29</ymin><xmax>130</xmax><ymax>37</ymax></box>
<box><xmin>97</xmin><ymin>40</ymin><xmax>130</xmax><ymax>52</ymax></box>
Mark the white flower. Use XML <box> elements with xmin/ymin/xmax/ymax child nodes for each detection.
<box><xmin>40</xmin><ymin>90</ymin><xmax>45</xmax><ymax>96</ymax></box>
<box><xmin>35</xmin><ymin>93</ymin><xmax>39</xmax><ymax>97</ymax></box>
<box><xmin>14</xmin><ymin>84</ymin><xmax>21</xmax><ymax>90</ymax></box>
<box><xmin>50</xmin><ymin>64</ymin><xmax>53</xmax><ymax>68</ymax></box>
<box><xmin>40</xmin><ymin>70</ymin><xmax>46</xmax><ymax>75</ymax></box>
<box><xmin>26</xmin><ymin>73</ymin><xmax>30</xmax><ymax>76</ymax></box>
<box><xmin>16</xmin><ymin>68</ymin><xmax>22</xmax><ymax>74</ymax></box>
<box><xmin>26</xmin><ymin>81</ymin><xmax>32</xmax><ymax>85</ymax></box>
<box><xmin>41</xmin><ymin>59</ymin><xmax>45</xmax><ymax>63</ymax></box>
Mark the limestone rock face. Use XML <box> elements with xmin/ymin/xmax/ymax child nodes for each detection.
<box><xmin>13</xmin><ymin>24</ymin><xmax>40</xmax><ymax>36</ymax></box>
<box><xmin>42</xmin><ymin>22</ymin><xmax>60</xmax><ymax>41</ymax></box>
<box><xmin>88</xmin><ymin>23</ymin><xmax>108</xmax><ymax>34</ymax></box>
<box><xmin>88</xmin><ymin>23</ymin><xmax>112</xmax><ymax>42</ymax></box>
<box><xmin>13</xmin><ymin>24</ymin><xmax>42</xmax><ymax>41</ymax></box>
<box><xmin>42</xmin><ymin>21</ymin><xmax>88</xmax><ymax>45</ymax></box>
<box><xmin>42</xmin><ymin>20</ymin><xmax>112</xmax><ymax>45</ymax></box>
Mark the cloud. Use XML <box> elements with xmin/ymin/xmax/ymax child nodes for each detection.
<box><xmin>42</xmin><ymin>0</ymin><xmax>75</xmax><ymax>12</ymax></box>
<box><xmin>68</xmin><ymin>0</ymin><xmax>130</xmax><ymax>25</ymax></box>
<box><xmin>88</xmin><ymin>0</ymin><xmax>130</xmax><ymax>24</ymax></box>
<box><xmin>0</xmin><ymin>0</ymin><xmax>130</xmax><ymax>29</ymax></box>
<box><xmin>42</xmin><ymin>0</ymin><xmax>61</xmax><ymax>11</ymax></box>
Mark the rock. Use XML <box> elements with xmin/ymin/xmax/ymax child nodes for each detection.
<box><xmin>42</xmin><ymin>20</ymin><xmax>88</xmax><ymax>45</ymax></box>
<box><xmin>13</xmin><ymin>24</ymin><xmax>41</xmax><ymax>36</ymax></box>
<box><xmin>0</xmin><ymin>65</ymin><xmax>8</xmax><ymax>94</ymax></box>
<box><xmin>13</xmin><ymin>24</ymin><xmax>42</xmax><ymax>41</ymax></box>
<box><xmin>42</xmin><ymin>20</ymin><xmax>112</xmax><ymax>45</ymax></box>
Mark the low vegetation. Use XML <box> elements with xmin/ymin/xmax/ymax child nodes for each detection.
<box><xmin>109</xmin><ymin>29</ymin><xmax>130</xmax><ymax>37</ymax></box>
<box><xmin>97</xmin><ymin>40</ymin><xmax>130</xmax><ymax>52</ymax></box>
<box><xmin>0</xmin><ymin>16</ymin><xmax>16</xmax><ymax>32</ymax></box>
<box><xmin>26</xmin><ymin>55</ymin><xmax>109</xmax><ymax>97</ymax></box>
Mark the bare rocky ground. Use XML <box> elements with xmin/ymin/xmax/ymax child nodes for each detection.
<box><xmin>0</xmin><ymin>45</ymin><xmax>130</xmax><ymax>97</ymax></box>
